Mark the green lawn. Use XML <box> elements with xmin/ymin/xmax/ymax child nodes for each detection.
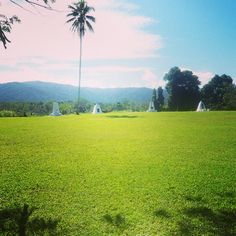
<box><xmin>0</xmin><ymin>112</ymin><xmax>236</xmax><ymax>235</ymax></box>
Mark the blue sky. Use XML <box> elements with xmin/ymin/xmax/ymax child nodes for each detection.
<box><xmin>0</xmin><ymin>0</ymin><xmax>235</xmax><ymax>87</ymax></box>
<box><xmin>136</xmin><ymin>0</ymin><xmax>236</xmax><ymax>73</ymax></box>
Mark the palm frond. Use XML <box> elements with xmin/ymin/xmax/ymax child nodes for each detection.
<box><xmin>86</xmin><ymin>20</ymin><xmax>94</xmax><ymax>32</ymax></box>
<box><xmin>66</xmin><ymin>17</ymin><xmax>76</xmax><ymax>23</ymax></box>
<box><xmin>87</xmin><ymin>6</ymin><xmax>95</xmax><ymax>12</ymax></box>
<box><xmin>66</xmin><ymin>0</ymin><xmax>95</xmax><ymax>37</ymax></box>
<box><xmin>67</xmin><ymin>5</ymin><xmax>76</xmax><ymax>11</ymax></box>
<box><xmin>86</xmin><ymin>15</ymin><xmax>95</xmax><ymax>23</ymax></box>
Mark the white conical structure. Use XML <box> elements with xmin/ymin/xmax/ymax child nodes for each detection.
<box><xmin>147</xmin><ymin>101</ymin><xmax>157</xmax><ymax>112</ymax></box>
<box><xmin>92</xmin><ymin>104</ymin><xmax>103</xmax><ymax>114</ymax></box>
<box><xmin>50</xmin><ymin>102</ymin><xmax>62</xmax><ymax>116</ymax></box>
<box><xmin>196</xmin><ymin>101</ymin><xmax>206</xmax><ymax>112</ymax></box>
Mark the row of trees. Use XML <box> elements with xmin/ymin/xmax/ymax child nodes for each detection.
<box><xmin>0</xmin><ymin>100</ymin><xmax>150</xmax><ymax>117</ymax></box>
<box><xmin>162</xmin><ymin>67</ymin><xmax>236</xmax><ymax>111</ymax></box>
<box><xmin>0</xmin><ymin>101</ymin><xmax>56</xmax><ymax>116</ymax></box>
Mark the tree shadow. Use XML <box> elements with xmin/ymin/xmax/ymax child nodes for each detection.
<box><xmin>217</xmin><ymin>192</ymin><xmax>235</xmax><ymax>198</ymax></box>
<box><xmin>217</xmin><ymin>192</ymin><xmax>236</xmax><ymax>204</ymax></box>
<box><xmin>154</xmin><ymin>209</ymin><xmax>172</xmax><ymax>219</ymax></box>
<box><xmin>102</xmin><ymin>213</ymin><xmax>126</xmax><ymax>229</ymax></box>
<box><xmin>180</xmin><ymin>207</ymin><xmax>236</xmax><ymax>235</ymax></box>
<box><xmin>184</xmin><ymin>195</ymin><xmax>206</xmax><ymax>203</ymax></box>
<box><xmin>106</xmin><ymin>115</ymin><xmax>139</xmax><ymax>119</ymax></box>
<box><xmin>177</xmin><ymin>219</ymin><xmax>194</xmax><ymax>236</ymax></box>
<box><xmin>0</xmin><ymin>204</ymin><xmax>59</xmax><ymax>236</ymax></box>
<box><xmin>178</xmin><ymin>193</ymin><xmax>236</xmax><ymax>236</ymax></box>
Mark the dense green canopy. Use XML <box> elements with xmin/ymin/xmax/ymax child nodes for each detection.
<box><xmin>201</xmin><ymin>74</ymin><xmax>236</xmax><ymax>110</ymax></box>
<box><xmin>164</xmin><ymin>67</ymin><xmax>201</xmax><ymax>111</ymax></box>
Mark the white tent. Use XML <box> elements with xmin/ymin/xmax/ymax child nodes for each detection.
<box><xmin>50</xmin><ymin>102</ymin><xmax>62</xmax><ymax>116</ymax></box>
<box><xmin>92</xmin><ymin>104</ymin><xmax>103</xmax><ymax>114</ymax></box>
<box><xmin>196</xmin><ymin>101</ymin><xmax>206</xmax><ymax>112</ymax></box>
<box><xmin>147</xmin><ymin>101</ymin><xmax>157</xmax><ymax>112</ymax></box>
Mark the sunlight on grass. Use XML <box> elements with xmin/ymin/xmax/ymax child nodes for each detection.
<box><xmin>0</xmin><ymin>112</ymin><xmax>236</xmax><ymax>235</ymax></box>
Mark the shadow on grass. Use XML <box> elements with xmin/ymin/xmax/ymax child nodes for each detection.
<box><xmin>179</xmin><ymin>207</ymin><xmax>236</xmax><ymax>236</ymax></box>
<box><xmin>217</xmin><ymin>192</ymin><xmax>235</xmax><ymax>198</ymax></box>
<box><xmin>102</xmin><ymin>213</ymin><xmax>126</xmax><ymax>229</ymax></box>
<box><xmin>154</xmin><ymin>209</ymin><xmax>172</xmax><ymax>219</ymax></box>
<box><xmin>0</xmin><ymin>204</ymin><xmax>59</xmax><ymax>236</ymax></box>
<box><xmin>106</xmin><ymin>115</ymin><xmax>139</xmax><ymax>119</ymax></box>
<box><xmin>184</xmin><ymin>195</ymin><xmax>206</xmax><ymax>203</ymax></box>
<box><xmin>178</xmin><ymin>193</ymin><xmax>236</xmax><ymax>236</ymax></box>
<box><xmin>152</xmin><ymin>193</ymin><xmax>236</xmax><ymax>235</ymax></box>
<box><xmin>217</xmin><ymin>192</ymin><xmax>236</xmax><ymax>204</ymax></box>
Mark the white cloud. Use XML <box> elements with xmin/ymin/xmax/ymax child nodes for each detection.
<box><xmin>180</xmin><ymin>67</ymin><xmax>214</xmax><ymax>86</ymax></box>
<box><xmin>0</xmin><ymin>0</ymin><xmax>164</xmax><ymax>88</ymax></box>
<box><xmin>83</xmin><ymin>66</ymin><xmax>146</xmax><ymax>73</ymax></box>
<box><xmin>0</xmin><ymin>67</ymin><xmax>69</xmax><ymax>84</ymax></box>
<box><xmin>1</xmin><ymin>0</ymin><xmax>162</xmax><ymax>60</ymax></box>
<box><xmin>194</xmin><ymin>71</ymin><xmax>214</xmax><ymax>85</ymax></box>
<box><xmin>141</xmin><ymin>69</ymin><xmax>165</xmax><ymax>88</ymax></box>
<box><xmin>0</xmin><ymin>57</ymin><xmax>165</xmax><ymax>88</ymax></box>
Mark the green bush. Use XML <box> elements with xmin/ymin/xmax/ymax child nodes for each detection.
<box><xmin>0</xmin><ymin>110</ymin><xmax>17</xmax><ymax>117</ymax></box>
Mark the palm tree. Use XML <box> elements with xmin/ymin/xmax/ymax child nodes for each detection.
<box><xmin>67</xmin><ymin>0</ymin><xmax>95</xmax><ymax>114</ymax></box>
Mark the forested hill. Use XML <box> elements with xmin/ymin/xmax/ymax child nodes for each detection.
<box><xmin>0</xmin><ymin>81</ymin><xmax>164</xmax><ymax>103</ymax></box>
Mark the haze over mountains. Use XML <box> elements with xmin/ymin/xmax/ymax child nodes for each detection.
<box><xmin>0</xmin><ymin>81</ymin><xmax>167</xmax><ymax>103</ymax></box>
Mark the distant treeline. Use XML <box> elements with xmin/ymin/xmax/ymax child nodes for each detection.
<box><xmin>0</xmin><ymin>67</ymin><xmax>235</xmax><ymax>117</ymax></box>
<box><xmin>0</xmin><ymin>100</ymin><xmax>88</xmax><ymax>117</ymax></box>
<box><xmin>0</xmin><ymin>101</ymin><xmax>54</xmax><ymax>117</ymax></box>
<box><xmin>0</xmin><ymin>100</ymin><xmax>149</xmax><ymax>117</ymax></box>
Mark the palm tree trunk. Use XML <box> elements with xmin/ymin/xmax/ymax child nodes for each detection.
<box><xmin>77</xmin><ymin>36</ymin><xmax>83</xmax><ymax>114</ymax></box>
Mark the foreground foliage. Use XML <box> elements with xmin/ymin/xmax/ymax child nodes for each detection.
<box><xmin>0</xmin><ymin>0</ymin><xmax>55</xmax><ymax>48</ymax></box>
<box><xmin>0</xmin><ymin>112</ymin><xmax>235</xmax><ymax>235</ymax></box>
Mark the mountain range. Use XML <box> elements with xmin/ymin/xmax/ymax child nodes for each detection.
<box><xmin>0</xmin><ymin>81</ymin><xmax>168</xmax><ymax>103</ymax></box>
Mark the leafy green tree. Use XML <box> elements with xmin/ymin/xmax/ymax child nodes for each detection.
<box><xmin>74</xmin><ymin>98</ymin><xmax>92</xmax><ymax>113</ymax></box>
<box><xmin>67</xmin><ymin>0</ymin><xmax>95</xmax><ymax>114</ymax></box>
<box><xmin>164</xmin><ymin>67</ymin><xmax>201</xmax><ymax>111</ymax></box>
<box><xmin>223</xmin><ymin>84</ymin><xmax>236</xmax><ymax>110</ymax></box>
<box><xmin>116</xmin><ymin>102</ymin><xmax>123</xmax><ymax>111</ymax></box>
<box><xmin>152</xmin><ymin>88</ymin><xmax>159</xmax><ymax>110</ymax></box>
<box><xmin>201</xmin><ymin>74</ymin><xmax>234</xmax><ymax>110</ymax></box>
<box><xmin>0</xmin><ymin>110</ymin><xmax>17</xmax><ymax>117</ymax></box>
<box><xmin>157</xmin><ymin>87</ymin><xmax>164</xmax><ymax>110</ymax></box>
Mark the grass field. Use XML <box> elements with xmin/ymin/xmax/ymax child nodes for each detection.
<box><xmin>0</xmin><ymin>112</ymin><xmax>236</xmax><ymax>235</ymax></box>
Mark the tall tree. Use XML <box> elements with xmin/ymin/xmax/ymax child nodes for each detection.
<box><xmin>201</xmin><ymin>74</ymin><xmax>234</xmax><ymax>110</ymax></box>
<box><xmin>157</xmin><ymin>87</ymin><xmax>164</xmax><ymax>110</ymax></box>
<box><xmin>152</xmin><ymin>88</ymin><xmax>159</xmax><ymax>110</ymax></box>
<box><xmin>164</xmin><ymin>67</ymin><xmax>201</xmax><ymax>111</ymax></box>
<box><xmin>67</xmin><ymin>0</ymin><xmax>95</xmax><ymax>114</ymax></box>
